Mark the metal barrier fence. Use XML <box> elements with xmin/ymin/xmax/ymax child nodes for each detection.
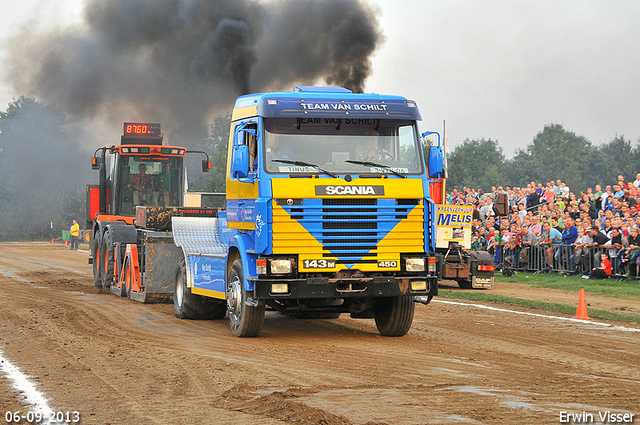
<box><xmin>491</xmin><ymin>243</ymin><xmax>639</xmax><ymax>278</ymax></box>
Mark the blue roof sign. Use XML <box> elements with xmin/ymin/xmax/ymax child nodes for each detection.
<box><xmin>234</xmin><ymin>88</ymin><xmax>422</xmax><ymax>121</ymax></box>
<box><xmin>260</xmin><ymin>97</ymin><xmax>421</xmax><ymax>120</ymax></box>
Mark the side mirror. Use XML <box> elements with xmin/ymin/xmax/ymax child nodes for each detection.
<box><xmin>428</xmin><ymin>146</ymin><xmax>443</xmax><ymax>179</ymax></box>
<box><xmin>91</xmin><ymin>157</ymin><xmax>101</xmax><ymax>170</ymax></box>
<box><xmin>202</xmin><ymin>160</ymin><xmax>211</xmax><ymax>172</ymax></box>
<box><xmin>232</xmin><ymin>145</ymin><xmax>249</xmax><ymax>178</ymax></box>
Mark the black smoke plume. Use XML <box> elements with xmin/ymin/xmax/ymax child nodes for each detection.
<box><xmin>5</xmin><ymin>0</ymin><xmax>383</xmax><ymax>139</ymax></box>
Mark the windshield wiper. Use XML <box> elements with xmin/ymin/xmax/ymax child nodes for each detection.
<box><xmin>272</xmin><ymin>159</ymin><xmax>339</xmax><ymax>178</ymax></box>
<box><xmin>345</xmin><ymin>160</ymin><xmax>406</xmax><ymax>178</ymax></box>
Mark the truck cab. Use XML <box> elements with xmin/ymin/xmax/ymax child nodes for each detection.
<box><xmin>215</xmin><ymin>86</ymin><xmax>443</xmax><ymax>336</ymax></box>
<box><xmin>88</xmin><ymin>123</ymin><xmax>194</xmax><ymax>219</ymax></box>
<box><xmin>101</xmin><ymin>148</ymin><xmax>185</xmax><ymax>216</ymax></box>
<box><xmin>88</xmin><ymin>122</ymin><xmax>213</xmax><ymax>299</ymax></box>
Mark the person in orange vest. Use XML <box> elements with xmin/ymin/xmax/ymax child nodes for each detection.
<box><xmin>69</xmin><ymin>220</ymin><xmax>80</xmax><ymax>250</ymax></box>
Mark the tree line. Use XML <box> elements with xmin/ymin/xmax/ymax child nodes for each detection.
<box><xmin>1</xmin><ymin>97</ymin><xmax>634</xmax><ymax>241</ymax></box>
<box><xmin>446</xmin><ymin>124</ymin><xmax>640</xmax><ymax>193</ymax></box>
<box><xmin>0</xmin><ymin>97</ymin><xmax>229</xmax><ymax>242</ymax></box>
<box><xmin>0</xmin><ymin>97</ymin><xmax>90</xmax><ymax>241</ymax></box>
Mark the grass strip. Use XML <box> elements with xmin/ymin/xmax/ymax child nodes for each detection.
<box><xmin>494</xmin><ymin>273</ymin><xmax>640</xmax><ymax>299</ymax></box>
<box><xmin>438</xmin><ymin>290</ymin><xmax>640</xmax><ymax>324</ymax></box>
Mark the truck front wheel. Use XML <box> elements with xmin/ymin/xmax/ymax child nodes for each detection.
<box><xmin>373</xmin><ymin>296</ymin><xmax>415</xmax><ymax>337</ymax></box>
<box><xmin>226</xmin><ymin>259</ymin><xmax>265</xmax><ymax>337</ymax></box>
<box><xmin>174</xmin><ymin>256</ymin><xmax>226</xmax><ymax>320</ymax></box>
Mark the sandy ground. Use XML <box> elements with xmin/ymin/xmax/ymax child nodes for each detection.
<box><xmin>0</xmin><ymin>243</ymin><xmax>638</xmax><ymax>424</ymax></box>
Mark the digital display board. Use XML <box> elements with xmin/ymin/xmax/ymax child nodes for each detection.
<box><xmin>123</xmin><ymin>122</ymin><xmax>161</xmax><ymax>138</ymax></box>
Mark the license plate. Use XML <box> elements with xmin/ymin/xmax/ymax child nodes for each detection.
<box><xmin>474</xmin><ymin>277</ymin><xmax>492</xmax><ymax>284</ymax></box>
<box><xmin>472</xmin><ymin>276</ymin><xmax>494</xmax><ymax>288</ymax></box>
<box><xmin>303</xmin><ymin>259</ymin><xmax>336</xmax><ymax>269</ymax></box>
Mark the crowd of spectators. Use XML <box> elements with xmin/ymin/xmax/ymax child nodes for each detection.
<box><xmin>445</xmin><ymin>174</ymin><xmax>640</xmax><ymax>279</ymax></box>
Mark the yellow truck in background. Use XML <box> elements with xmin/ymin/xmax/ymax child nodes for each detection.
<box><xmin>435</xmin><ymin>204</ymin><xmax>495</xmax><ymax>289</ymax></box>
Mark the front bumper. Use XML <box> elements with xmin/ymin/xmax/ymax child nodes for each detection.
<box><xmin>252</xmin><ymin>275</ymin><xmax>439</xmax><ymax>300</ymax></box>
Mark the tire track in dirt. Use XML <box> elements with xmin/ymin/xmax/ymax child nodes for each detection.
<box><xmin>0</xmin><ymin>273</ymin><xmax>287</xmax><ymax>424</ymax></box>
<box><xmin>410</xmin><ymin>304</ymin><xmax>640</xmax><ymax>383</ymax></box>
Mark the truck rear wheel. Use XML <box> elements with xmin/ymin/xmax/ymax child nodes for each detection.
<box><xmin>174</xmin><ymin>256</ymin><xmax>226</xmax><ymax>320</ymax></box>
<box><xmin>92</xmin><ymin>231</ymin><xmax>102</xmax><ymax>288</ymax></box>
<box><xmin>457</xmin><ymin>279</ymin><xmax>473</xmax><ymax>289</ymax></box>
<box><xmin>373</xmin><ymin>296</ymin><xmax>415</xmax><ymax>337</ymax></box>
<box><xmin>101</xmin><ymin>229</ymin><xmax>114</xmax><ymax>289</ymax></box>
<box><xmin>122</xmin><ymin>257</ymin><xmax>132</xmax><ymax>298</ymax></box>
<box><xmin>226</xmin><ymin>259</ymin><xmax>265</xmax><ymax>337</ymax></box>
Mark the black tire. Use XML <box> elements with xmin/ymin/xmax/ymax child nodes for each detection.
<box><xmin>122</xmin><ymin>256</ymin><xmax>132</xmax><ymax>298</ymax></box>
<box><xmin>226</xmin><ymin>258</ymin><xmax>265</xmax><ymax>337</ymax></box>
<box><xmin>457</xmin><ymin>279</ymin><xmax>473</xmax><ymax>289</ymax></box>
<box><xmin>373</xmin><ymin>296</ymin><xmax>415</xmax><ymax>337</ymax></box>
<box><xmin>174</xmin><ymin>256</ymin><xmax>227</xmax><ymax>320</ymax></box>
<box><xmin>101</xmin><ymin>229</ymin><xmax>114</xmax><ymax>289</ymax></box>
<box><xmin>295</xmin><ymin>312</ymin><xmax>342</xmax><ymax>319</ymax></box>
<box><xmin>92</xmin><ymin>231</ymin><xmax>102</xmax><ymax>288</ymax></box>
<box><xmin>80</xmin><ymin>230</ymin><xmax>90</xmax><ymax>245</ymax></box>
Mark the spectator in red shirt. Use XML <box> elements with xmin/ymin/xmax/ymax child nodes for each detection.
<box><xmin>130</xmin><ymin>163</ymin><xmax>158</xmax><ymax>206</ymax></box>
<box><xmin>617</xmin><ymin>175</ymin><xmax>628</xmax><ymax>190</ymax></box>
<box><xmin>588</xmin><ymin>252</ymin><xmax>611</xmax><ymax>279</ymax></box>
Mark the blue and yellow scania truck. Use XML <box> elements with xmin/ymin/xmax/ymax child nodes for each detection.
<box><xmin>172</xmin><ymin>86</ymin><xmax>444</xmax><ymax>337</ymax></box>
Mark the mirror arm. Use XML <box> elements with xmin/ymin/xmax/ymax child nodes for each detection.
<box><xmin>187</xmin><ymin>150</ymin><xmax>212</xmax><ymax>172</ymax></box>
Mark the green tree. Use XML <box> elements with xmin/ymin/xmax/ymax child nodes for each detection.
<box><xmin>189</xmin><ymin>113</ymin><xmax>231</xmax><ymax>192</ymax></box>
<box><xmin>429</xmin><ymin>123</ymin><xmax>640</xmax><ymax>195</ymax></box>
<box><xmin>0</xmin><ymin>97</ymin><xmax>87</xmax><ymax>241</ymax></box>
<box><xmin>506</xmin><ymin>124</ymin><xmax>592</xmax><ymax>191</ymax></box>
<box><xmin>590</xmin><ymin>135</ymin><xmax>639</xmax><ymax>188</ymax></box>
<box><xmin>447</xmin><ymin>138</ymin><xmax>505</xmax><ymax>191</ymax></box>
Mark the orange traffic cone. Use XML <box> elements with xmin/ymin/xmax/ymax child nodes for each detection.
<box><xmin>51</xmin><ymin>239</ymin><xmax>54</xmax><ymax>246</ymax></box>
<box><xmin>572</xmin><ymin>288</ymin><xmax>591</xmax><ymax>320</ymax></box>
<box><xmin>64</xmin><ymin>240</ymin><xmax>68</xmax><ymax>248</ymax></box>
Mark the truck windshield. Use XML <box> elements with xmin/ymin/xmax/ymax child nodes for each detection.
<box><xmin>115</xmin><ymin>155</ymin><xmax>183</xmax><ymax>215</ymax></box>
<box><xmin>263</xmin><ymin>118</ymin><xmax>424</xmax><ymax>175</ymax></box>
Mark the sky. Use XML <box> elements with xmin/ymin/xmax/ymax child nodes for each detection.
<box><xmin>1</xmin><ymin>0</ymin><xmax>639</xmax><ymax>157</ymax></box>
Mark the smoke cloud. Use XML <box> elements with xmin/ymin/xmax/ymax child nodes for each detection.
<box><xmin>5</xmin><ymin>0</ymin><xmax>383</xmax><ymax>140</ymax></box>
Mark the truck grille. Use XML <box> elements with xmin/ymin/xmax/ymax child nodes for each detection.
<box><xmin>273</xmin><ymin>198</ymin><xmax>424</xmax><ymax>265</ymax></box>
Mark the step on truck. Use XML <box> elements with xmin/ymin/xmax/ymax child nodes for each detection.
<box><xmin>91</xmin><ymin>87</ymin><xmax>445</xmax><ymax>337</ymax></box>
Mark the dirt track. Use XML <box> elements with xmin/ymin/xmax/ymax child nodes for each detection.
<box><xmin>0</xmin><ymin>243</ymin><xmax>638</xmax><ymax>424</ymax></box>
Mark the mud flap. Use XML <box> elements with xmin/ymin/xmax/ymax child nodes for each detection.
<box><xmin>142</xmin><ymin>235</ymin><xmax>182</xmax><ymax>298</ymax></box>
<box><xmin>469</xmin><ymin>250</ymin><xmax>495</xmax><ymax>289</ymax></box>
<box><xmin>187</xmin><ymin>255</ymin><xmax>226</xmax><ymax>297</ymax></box>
